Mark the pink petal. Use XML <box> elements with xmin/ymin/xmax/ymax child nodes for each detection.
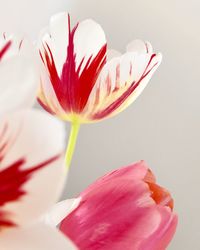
<box><xmin>60</xmin><ymin>162</ymin><xmax>177</xmax><ymax>250</ymax></box>
<box><xmin>139</xmin><ymin>207</ymin><xmax>178</xmax><ymax>250</ymax></box>
<box><xmin>81</xmin><ymin>161</ymin><xmax>153</xmax><ymax>197</ymax></box>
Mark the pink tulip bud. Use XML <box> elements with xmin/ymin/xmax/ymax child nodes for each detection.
<box><xmin>60</xmin><ymin>161</ymin><xmax>177</xmax><ymax>250</ymax></box>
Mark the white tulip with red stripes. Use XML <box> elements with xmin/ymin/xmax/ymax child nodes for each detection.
<box><xmin>0</xmin><ymin>35</ymin><xmax>77</xmax><ymax>250</ymax></box>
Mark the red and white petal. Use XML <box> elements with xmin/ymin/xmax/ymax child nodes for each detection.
<box><xmin>0</xmin><ymin>109</ymin><xmax>66</xmax><ymax>227</ymax></box>
<box><xmin>39</xmin><ymin>13</ymin><xmax>106</xmax><ymax>76</ymax></box>
<box><xmin>40</xmin><ymin>13</ymin><xmax>69</xmax><ymax>75</ymax></box>
<box><xmin>0</xmin><ymin>34</ymin><xmax>22</xmax><ymax>60</ymax></box>
<box><xmin>0</xmin><ymin>223</ymin><xmax>77</xmax><ymax>250</ymax></box>
<box><xmin>37</xmin><ymin>64</ymin><xmax>68</xmax><ymax>119</ymax></box>
<box><xmin>0</xmin><ymin>34</ymin><xmax>38</xmax><ymax>63</ymax></box>
<box><xmin>73</xmin><ymin>19</ymin><xmax>106</xmax><ymax>73</ymax></box>
<box><xmin>83</xmin><ymin>50</ymin><xmax>162</xmax><ymax>121</ymax></box>
<box><xmin>126</xmin><ymin>39</ymin><xmax>153</xmax><ymax>54</ymax></box>
<box><xmin>38</xmin><ymin>25</ymin><xmax>67</xmax><ymax>118</ymax></box>
<box><xmin>44</xmin><ymin>198</ymin><xmax>81</xmax><ymax>227</ymax></box>
<box><xmin>38</xmin><ymin>13</ymin><xmax>107</xmax><ymax>117</ymax></box>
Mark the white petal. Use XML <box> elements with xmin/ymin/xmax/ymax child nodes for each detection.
<box><xmin>0</xmin><ymin>223</ymin><xmax>77</xmax><ymax>250</ymax></box>
<box><xmin>41</xmin><ymin>13</ymin><xmax>69</xmax><ymax>75</ymax></box>
<box><xmin>38</xmin><ymin>13</ymin><xmax>106</xmax><ymax>120</ymax></box>
<box><xmin>106</xmin><ymin>49</ymin><xmax>121</xmax><ymax>61</ymax></box>
<box><xmin>40</xmin><ymin>14</ymin><xmax>106</xmax><ymax>75</ymax></box>
<box><xmin>144</xmin><ymin>41</ymin><xmax>153</xmax><ymax>54</ymax></box>
<box><xmin>74</xmin><ymin>19</ymin><xmax>106</xmax><ymax>73</ymax></box>
<box><xmin>38</xmin><ymin>24</ymin><xmax>68</xmax><ymax>118</ymax></box>
<box><xmin>0</xmin><ymin>109</ymin><xmax>67</xmax><ymax>227</ymax></box>
<box><xmin>84</xmin><ymin>51</ymin><xmax>162</xmax><ymax>120</ymax></box>
<box><xmin>38</xmin><ymin>58</ymin><xmax>67</xmax><ymax>118</ymax></box>
<box><xmin>44</xmin><ymin>198</ymin><xmax>81</xmax><ymax>227</ymax></box>
<box><xmin>0</xmin><ymin>57</ymin><xmax>39</xmax><ymax>118</ymax></box>
<box><xmin>0</xmin><ymin>35</ymin><xmax>39</xmax><ymax>65</ymax></box>
<box><xmin>0</xmin><ymin>34</ymin><xmax>22</xmax><ymax>60</ymax></box>
<box><xmin>0</xmin><ymin>38</ymin><xmax>39</xmax><ymax>119</ymax></box>
<box><xmin>126</xmin><ymin>39</ymin><xmax>153</xmax><ymax>54</ymax></box>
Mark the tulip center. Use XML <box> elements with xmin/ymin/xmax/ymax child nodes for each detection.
<box><xmin>144</xmin><ymin>170</ymin><xmax>174</xmax><ymax>210</ymax></box>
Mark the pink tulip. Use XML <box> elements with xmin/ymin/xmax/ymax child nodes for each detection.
<box><xmin>60</xmin><ymin>161</ymin><xmax>178</xmax><ymax>250</ymax></box>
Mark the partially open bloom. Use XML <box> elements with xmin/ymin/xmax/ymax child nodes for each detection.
<box><xmin>0</xmin><ymin>110</ymin><xmax>76</xmax><ymax>249</ymax></box>
<box><xmin>38</xmin><ymin>12</ymin><xmax>162</xmax><ymax>167</ymax></box>
<box><xmin>57</xmin><ymin>161</ymin><xmax>177</xmax><ymax>250</ymax></box>
<box><xmin>38</xmin><ymin>13</ymin><xmax>162</xmax><ymax>123</ymax></box>
<box><xmin>0</xmin><ymin>34</ymin><xmax>39</xmax><ymax>118</ymax></box>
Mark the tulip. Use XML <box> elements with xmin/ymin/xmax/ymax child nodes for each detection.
<box><xmin>58</xmin><ymin>161</ymin><xmax>177</xmax><ymax>250</ymax></box>
<box><xmin>38</xmin><ymin>12</ymin><xmax>162</xmax><ymax>168</ymax></box>
<box><xmin>0</xmin><ymin>36</ymin><xmax>77</xmax><ymax>249</ymax></box>
<box><xmin>0</xmin><ymin>110</ymin><xmax>77</xmax><ymax>250</ymax></box>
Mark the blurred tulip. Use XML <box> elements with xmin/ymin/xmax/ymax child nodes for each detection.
<box><xmin>38</xmin><ymin>12</ymin><xmax>162</xmax><ymax>167</ymax></box>
<box><xmin>0</xmin><ymin>36</ymin><xmax>77</xmax><ymax>249</ymax></box>
<box><xmin>59</xmin><ymin>161</ymin><xmax>177</xmax><ymax>250</ymax></box>
<box><xmin>0</xmin><ymin>110</ymin><xmax>77</xmax><ymax>250</ymax></box>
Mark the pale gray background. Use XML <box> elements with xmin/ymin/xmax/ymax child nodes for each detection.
<box><xmin>0</xmin><ymin>0</ymin><xmax>199</xmax><ymax>249</ymax></box>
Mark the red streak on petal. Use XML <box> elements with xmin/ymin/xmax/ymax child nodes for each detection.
<box><xmin>0</xmin><ymin>142</ymin><xmax>9</xmax><ymax>162</ymax></box>
<box><xmin>92</xmin><ymin>54</ymin><xmax>158</xmax><ymax>120</ymax></box>
<box><xmin>0</xmin><ymin>155</ymin><xmax>60</xmax><ymax>228</ymax></box>
<box><xmin>115</xmin><ymin>64</ymin><xmax>120</xmax><ymax>90</ymax></box>
<box><xmin>58</xmin><ymin>16</ymin><xmax>79</xmax><ymax>112</ymax></box>
<box><xmin>145</xmin><ymin>42</ymin><xmax>149</xmax><ymax>53</ymax></box>
<box><xmin>0</xmin><ymin>123</ymin><xmax>8</xmax><ymax>142</ymax></box>
<box><xmin>0</xmin><ymin>124</ymin><xmax>8</xmax><ymax>160</ymax></box>
<box><xmin>106</xmin><ymin>75</ymin><xmax>112</xmax><ymax>95</ymax></box>
<box><xmin>40</xmin><ymin>14</ymin><xmax>107</xmax><ymax>114</ymax></box>
<box><xmin>0</xmin><ymin>215</ymin><xmax>16</xmax><ymax>228</ymax></box>
<box><xmin>0</xmin><ymin>124</ymin><xmax>9</xmax><ymax>162</ymax></box>
<box><xmin>59</xmin><ymin>14</ymin><xmax>107</xmax><ymax>113</ymax></box>
<box><xmin>94</xmin><ymin>85</ymin><xmax>100</xmax><ymax>107</ymax></box>
<box><xmin>37</xmin><ymin>97</ymin><xmax>56</xmax><ymax>115</ymax></box>
<box><xmin>42</xmin><ymin>42</ymin><xmax>62</xmax><ymax>107</ymax></box>
<box><xmin>0</xmin><ymin>41</ymin><xmax>11</xmax><ymax>61</ymax></box>
<box><xmin>74</xmin><ymin>45</ymin><xmax>107</xmax><ymax>112</ymax></box>
<box><xmin>19</xmin><ymin>40</ymin><xmax>23</xmax><ymax>50</ymax></box>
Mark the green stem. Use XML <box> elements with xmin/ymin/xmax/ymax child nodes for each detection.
<box><xmin>65</xmin><ymin>121</ymin><xmax>80</xmax><ymax>169</ymax></box>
